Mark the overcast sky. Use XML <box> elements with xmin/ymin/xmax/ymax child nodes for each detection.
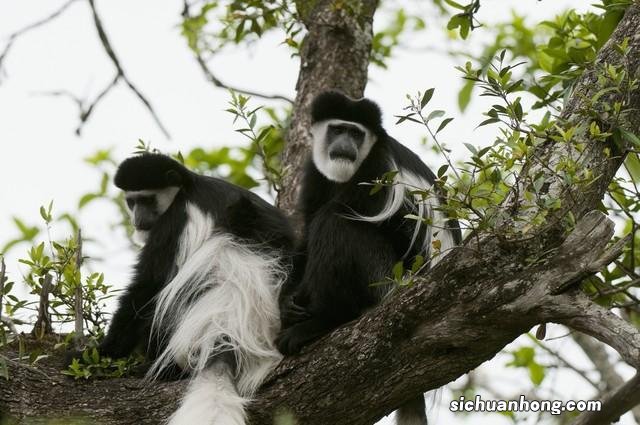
<box><xmin>0</xmin><ymin>1</ymin><xmax>634</xmax><ymax>424</ymax></box>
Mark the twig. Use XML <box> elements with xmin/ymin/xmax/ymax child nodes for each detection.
<box><xmin>87</xmin><ymin>0</ymin><xmax>171</xmax><ymax>138</ymax></box>
<box><xmin>0</xmin><ymin>0</ymin><xmax>80</xmax><ymax>79</ymax></box>
<box><xmin>0</xmin><ymin>256</ymin><xmax>5</xmax><ymax>325</ymax></box>
<box><xmin>74</xmin><ymin>229</ymin><xmax>85</xmax><ymax>347</ymax></box>
<box><xmin>181</xmin><ymin>1</ymin><xmax>293</xmax><ymax>104</ymax></box>
<box><xmin>0</xmin><ymin>317</ymin><xmax>18</xmax><ymax>335</ymax></box>
<box><xmin>0</xmin><ymin>353</ymin><xmax>51</xmax><ymax>379</ymax></box>
<box><xmin>35</xmin><ymin>74</ymin><xmax>122</xmax><ymax>136</ymax></box>
<box><xmin>571</xmin><ymin>373</ymin><xmax>640</xmax><ymax>425</ymax></box>
<box><xmin>31</xmin><ymin>274</ymin><xmax>53</xmax><ymax>337</ymax></box>
<box><xmin>76</xmin><ymin>73</ymin><xmax>120</xmax><ymax>133</ymax></box>
<box><xmin>526</xmin><ymin>334</ymin><xmax>600</xmax><ymax>390</ymax></box>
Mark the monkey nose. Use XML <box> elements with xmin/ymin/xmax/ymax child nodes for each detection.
<box><xmin>329</xmin><ymin>140</ymin><xmax>358</xmax><ymax>162</ymax></box>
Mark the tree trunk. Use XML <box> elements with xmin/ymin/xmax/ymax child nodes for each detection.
<box><xmin>3</xmin><ymin>2</ymin><xmax>640</xmax><ymax>425</ymax></box>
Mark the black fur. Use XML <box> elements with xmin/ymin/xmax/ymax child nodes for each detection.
<box><xmin>114</xmin><ymin>154</ymin><xmax>188</xmax><ymax>191</ymax></box>
<box><xmin>277</xmin><ymin>91</ymin><xmax>461</xmax><ymax>352</ymax></box>
<box><xmin>311</xmin><ymin>91</ymin><xmax>385</xmax><ymax>137</ymax></box>
<box><xmin>97</xmin><ymin>153</ymin><xmax>294</xmax><ymax>375</ymax></box>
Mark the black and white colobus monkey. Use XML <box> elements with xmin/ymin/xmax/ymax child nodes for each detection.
<box><xmin>101</xmin><ymin>153</ymin><xmax>293</xmax><ymax>425</ymax></box>
<box><xmin>277</xmin><ymin>91</ymin><xmax>462</xmax><ymax>425</ymax></box>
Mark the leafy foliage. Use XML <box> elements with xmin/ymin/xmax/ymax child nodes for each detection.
<box><xmin>64</xmin><ymin>347</ymin><xmax>144</xmax><ymax>380</ymax></box>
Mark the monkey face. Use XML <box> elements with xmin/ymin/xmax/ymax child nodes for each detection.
<box><xmin>310</xmin><ymin>119</ymin><xmax>376</xmax><ymax>183</ymax></box>
<box><xmin>124</xmin><ymin>187</ymin><xmax>180</xmax><ymax>231</ymax></box>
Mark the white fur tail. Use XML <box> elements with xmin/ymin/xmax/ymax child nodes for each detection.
<box><xmin>168</xmin><ymin>363</ymin><xmax>246</xmax><ymax>425</ymax></box>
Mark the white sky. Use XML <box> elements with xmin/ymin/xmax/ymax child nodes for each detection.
<box><xmin>0</xmin><ymin>1</ymin><xmax>635</xmax><ymax>424</ymax></box>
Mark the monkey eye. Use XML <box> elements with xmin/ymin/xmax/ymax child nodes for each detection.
<box><xmin>125</xmin><ymin>198</ymin><xmax>135</xmax><ymax>210</ymax></box>
<box><xmin>327</xmin><ymin>125</ymin><xmax>341</xmax><ymax>137</ymax></box>
<box><xmin>348</xmin><ymin>127</ymin><xmax>364</xmax><ymax>140</ymax></box>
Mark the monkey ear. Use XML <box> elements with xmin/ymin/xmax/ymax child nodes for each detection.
<box><xmin>165</xmin><ymin>170</ymin><xmax>182</xmax><ymax>186</ymax></box>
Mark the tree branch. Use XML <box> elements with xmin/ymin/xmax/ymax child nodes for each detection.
<box><xmin>573</xmin><ymin>333</ymin><xmax>640</xmax><ymax>422</ymax></box>
<box><xmin>545</xmin><ymin>292</ymin><xmax>640</xmax><ymax>369</ymax></box>
<box><xmin>571</xmin><ymin>373</ymin><xmax>640</xmax><ymax>425</ymax></box>
<box><xmin>86</xmin><ymin>0</ymin><xmax>170</xmax><ymax>138</ymax></box>
<box><xmin>181</xmin><ymin>0</ymin><xmax>293</xmax><ymax>104</ymax></box>
<box><xmin>0</xmin><ymin>0</ymin><xmax>80</xmax><ymax>81</ymax></box>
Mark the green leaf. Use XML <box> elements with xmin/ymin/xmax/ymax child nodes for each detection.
<box><xmin>625</xmin><ymin>153</ymin><xmax>640</xmax><ymax>181</ymax></box>
<box><xmin>458</xmin><ymin>80</ymin><xmax>474</xmax><ymax>112</ymax></box>
<box><xmin>508</xmin><ymin>346</ymin><xmax>534</xmax><ymax>367</ymax></box>
<box><xmin>463</xmin><ymin>143</ymin><xmax>477</xmax><ymax>154</ymax></box>
<box><xmin>478</xmin><ymin>118</ymin><xmax>499</xmax><ymax>127</ymax></box>
<box><xmin>528</xmin><ymin>362</ymin><xmax>545</xmax><ymax>386</ymax></box>
<box><xmin>444</xmin><ymin>0</ymin><xmax>465</xmax><ymax>10</ymax></box>
<box><xmin>39</xmin><ymin>206</ymin><xmax>49</xmax><ymax>223</ymax></box>
<box><xmin>436</xmin><ymin>118</ymin><xmax>454</xmax><ymax>134</ymax></box>
<box><xmin>621</xmin><ymin>129</ymin><xmax>640</xmax><ymax>148</ymax></box>
<box><xmin>437</xmin><ymin>164</ymin><xmax>449</xmax><ymax>178</ymax></box>
<box><xmin>421</xmin><ymin>88</ymin><xmax>435</xmax><ymax>108</ymax></box>
<box><xmin>392</xmin><ymin>261</ymin><xmax>404</xmax><ymax>281</ymax></box>
<box><xmin>395</xmin><ymin>114</ymin><xmax>420</xmax><ymax>125</ymax></box>
<box><xmin>411</xmin><ymin>255</ymin><xmax>424</xmax><ymax>273</ymax></box>
<box><xmin>78</xmin><ymin>194</ymin><xmax>99</xmax><ymax>209</ymax></box>
<box><xmin>426</xmin><ymin>110</ymin><xmax>445</xmax><ymax>122</ymax></box>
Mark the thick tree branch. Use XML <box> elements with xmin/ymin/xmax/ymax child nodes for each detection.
<box><xmin>572</xmin><ymin>373</ymin><xmax>640</xmax><ymax>425</ymax></box>
<box><xmin>545</xmin><ymin>292</ymin><xmax>640</xmax><ymax>369</ymax></box>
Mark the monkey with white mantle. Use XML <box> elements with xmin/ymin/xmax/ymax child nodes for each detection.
<box><xmin>278</xmin><ymin>91</ymin><xmax>461</xmax><ymax>425</ymax></box>
<box><xmin>99</xmin><ymin>153</ymin><xmax>294</xmax><ymax>425</ymax></box>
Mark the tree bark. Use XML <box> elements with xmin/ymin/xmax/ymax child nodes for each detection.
<box><xmin>3</xmin><ymin>1</ymin><xmax>640</xmax><ymax>425</ymax></box>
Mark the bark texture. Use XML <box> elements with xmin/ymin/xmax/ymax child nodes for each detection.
<box><xmin>3</xmin><ymin>1</ymin><xmax>640</xmax><ymax>425</ymax></box>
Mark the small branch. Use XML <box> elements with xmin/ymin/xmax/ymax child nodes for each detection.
<box><xmin>181</xmin><ymin>1</ymin><xmax>294</xmax><ymax>104</ymax></box>
<box><xmin>527</xmin><ymin>334</ymin><xmax>600</xmax><ymax>391</ymax></box>
<box><xmin>0</xmin><ymin>353</ymin><xmax>51</xmax><ymax>380</ymax></box>
<box><xmin>31</xmin><ymin>274</ymin><xmax>53</xmax><ymax>337</ymax></box>
<box><xmin>32</xmin><ymin>76</ymin><xmax>119</xmax><ymax>135</ymax></box>
<box><xmin>194</xmin><ymin>51</ymin><xmax>294</xmax><ymax>103</ymax></box>
<box><xmin>0</xmin><ymin>0</ymin><xmax>79</xmax><ymax>79</ymax></box>
<box><xmin>87</xmin><ymin>0</ymin><xmax>170</xmax><ymax>138</ymax></box>
<box><xmin>74</xmin><ymin>229</ymin><xmax>85</xmax><ymax>348</ymax></box>
<box><xmin>0</xmin><ymin>317</ymin><xmax>17</xmax><ymax>335</ymax></box>
<box><xmin>573</xmin><ymin>333</ymin><xmax>622</xmax><ymax>390</ymax></box>
<box><xmin>76</xmin><ymin>73</ymin><xmax>121</xmax><ymax>135</ymax></box>
<box><xmin>0</xmin><ymin>256</ymin><xmax>5</xmax><ymax>325</ymax></box>
<box><xmin>571</xmin><ymin>374</ymin><xmax>640</xmax><ymax>425</ymax></box>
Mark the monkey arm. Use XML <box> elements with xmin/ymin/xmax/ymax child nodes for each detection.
<box><xmin>98</xmin><ymin>278</ymin><xmax>157</xmax><ymax>359</ymax></box>
<box><xmin>276</xmin><ymin>214</ymin><xmax>395</xmax><ymax>355</ymax></box>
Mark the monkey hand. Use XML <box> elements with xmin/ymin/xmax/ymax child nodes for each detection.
<box><xmin>280</xmin><ymin>295</ymin><xmax>311</xmax><ymax>328</ymax></box>
<box><xmin>275</xmin><ymin>325</ymin><xmax>308</xmax><ymax>355</ymax></box>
